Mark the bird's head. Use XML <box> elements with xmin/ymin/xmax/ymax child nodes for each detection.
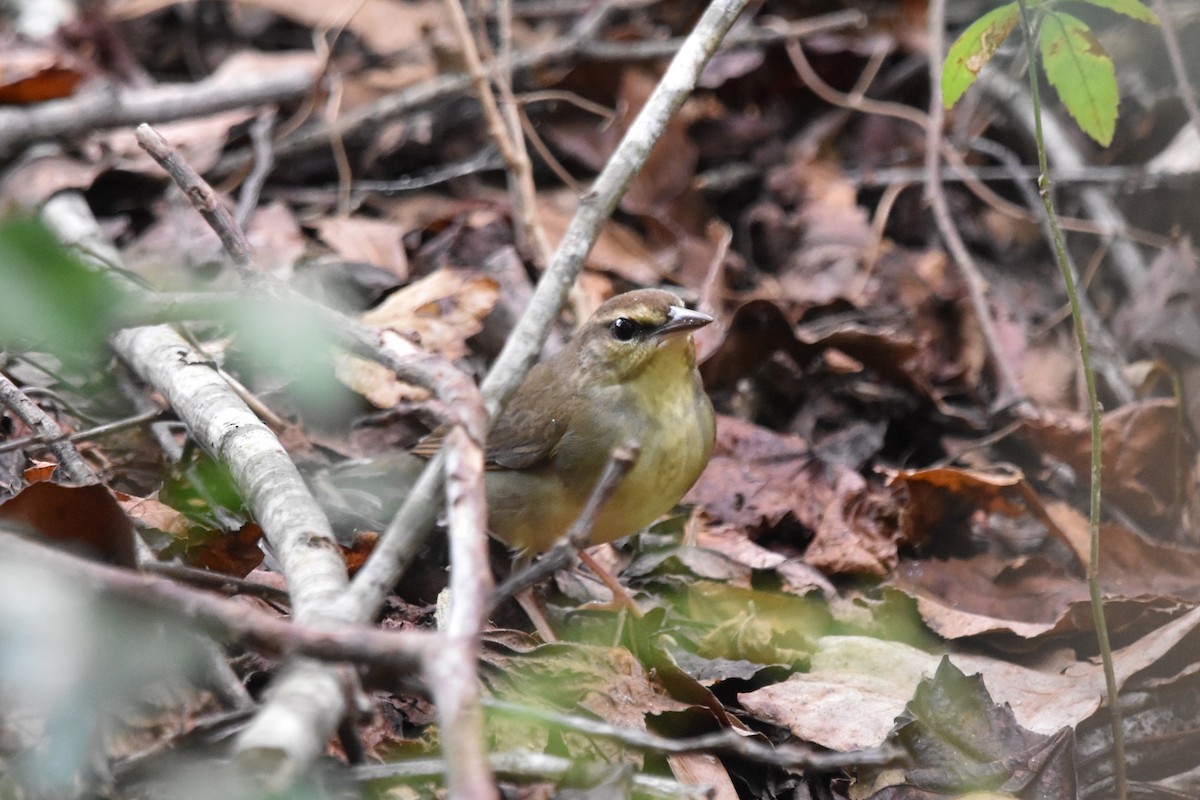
<box><xmin>573</xmin><ymin>289</ymin><xmax>713</xmax><ymax>383</ymax></box>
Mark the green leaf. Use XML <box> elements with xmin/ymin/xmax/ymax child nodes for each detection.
<box><xmin>942</xmin><ymin>2</ymin><xmax>1021</xmax><ymax>108</ymax></box>
<box><xmin>1039</xmin><ymin>11</ymin><xmax>1118</xmax><ymax>146</ymax></box>
<box><xmin>1068</xmin><ymin>0</ymin><xmax>1160</xmax><ymax>26</ymax></box>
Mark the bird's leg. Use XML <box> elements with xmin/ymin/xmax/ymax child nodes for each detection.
<box><xmin>577</xmin><ymin>548</ymin><xmax>643</xmax><ymax>618</ymax></box>
<box><xmin>491</xmin><ymin>442</ymin><xmax>647</xmax><ymax>633</ymax></box>
<box><xmin>560</xmin><ymin>442</ymin><xmax>643</xmax><ymax>615</ymax></box>
<box><xmin>515</xmin><ymin>586</ymin><xmax>558</xmax><ymax>642</ymax></box>
<box><xmin>504</xmin><ymin>552</ymin><xmax>558</xmax><ymax>641</ymax></box>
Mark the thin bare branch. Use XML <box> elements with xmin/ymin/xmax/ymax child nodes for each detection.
<box><xmin>485</xmin><ymin>700</ymin><xmax>904</xmax><ymax>770</ymax></box>
<box><xmin>0</xmin><ymin>65</ymin><xmax>315</xmax><ymax>156</ymax></box>
<box><xmin>211</xmin><ymin>11</ymin><xmax>865</xmax><ymax>181</ymax></box>
<box><xmin>0</xmin><ymin>406</ymin><xmax>162</xmax><ymax>456</ymax></box>
<box><xmin>426</xmin><ymin>426</ymin><xmax>496</xmax><ymax>800</ymax></box>
<box><xmin>234</xmin><ymin>108</ymin><xmax>278</xmax><ymax>228</ymax></box>
<box><xmin>0</xmin><ymin>372</ymin><xmax>96</xmax><ymax>485</ymax></box>
<box><xmin>442</xmin><ymin>0</ymin><xmax>553</xmax><ymax>267</ymax></box>
<box><xmin>923</xmin><ymin>0</ymin><xmax>1026</xmax><ymax>409</ymax></box>
<box><xmin>0</xmin><ymin>534</ymin><xmax>431</xmax><ymax>675</ymax></box>
<box><xmin>135</xmin><ymin>124</ymin><xmax>253</xmax><ymax>277</ymax></box>
<box><xmin>1151</xmin><ymin>0</ymin><xmax>1200</xmax><ymax>139</ymax></box>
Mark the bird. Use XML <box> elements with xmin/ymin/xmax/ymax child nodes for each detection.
<box><xmin>321</xmin><ymin>288</ymin><xmax>715</xmax><ymax>579</ymax></box>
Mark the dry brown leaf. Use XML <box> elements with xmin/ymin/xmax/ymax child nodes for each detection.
<box><xmin>896</xmin><ymin>500</ymin><xmax>1200</xmax><ymax>640</ymax></box>
<box><xmin>360</xmin><ymin>269</ymin><xmax>497</xmax><ymax>359</ymax></box>
<box><xmin>0</xmin><ymin>39</ymin><xmax>88</xmax><ymax>104</ymax></box>
<box><xmin>684</xmin><ymin>415</ymin><xmax>811</xmax><ymax>533</ymax></box>
<box><xmin>335</xmin><ymin>330</ymin><xmax>430</xmax><ymax>409</ymax></box>
<box><xmin>381</xmin><ymin>192</ymin><xmax>487</xmax><ymax>233</ymax></box>
<box><xmin>116</xmin><ymin>492</ymin><xmax>190</xmax><ymax>539</ymax></box>
<box><xmin>741</xmin><ymin>607</ymin><xmax>1200</xmax><ymax>751</ymax></box>
<box><xmin>229</xmin><ymin>0</ymin><xmax>442</xmax><ymax>57</ymax></box>
<box><xmin>805</xmin><ymin>469</ymin><xmax>901</xmax><ymax>578</ymax></box>
<box><xmin>615</xmin><ymin>69</ymin><xmax>701</xmax><ymax>216</ymax></box>
<box><xmin>338</xmin><ymin>270</ymin><xmax>497</xmax><ymax>407</ymax></box>
<box><xmin>908</xmin><ymin>588</ymin><xmax>1067</xmax><ymax>640</ymax></box>
<box><xmin>314</xmin><ymin>216</ymin><xmax>408</xmax><ymax>279</ymax></box>
<box><xmin>96</xmin><ymin>109</ymin><xmax>258</xmax><ymax>175</ymax></box>
<box><xmin>247</xmin><ymin>201</ymin><xmax>306</xmax><ymax>279</ymax></box>
<box><xmin>539</xmin><ymin>189</ymin><xmax>667</xmax><ymax>283</ymax></box>
<box><xmin>0</xmin><ymin>482</ymin><xmax>136</xmax><ymax>568</ymax></box>
<box><xmin>667</xmin><ymin>753</ymin><xmax>738</xmax><ymax>800</ymax></box>
<box><xmin>1047</xmin><ymin>500</ymin><xmax>1200</xmax><ymax>601</ymax></box>
<box><xmin>359</xmin><ymin>62</ymin><xmax>440</xmax><ymax>94</ymax></box>
<box><xmin>209</xmin><ymin>49</ymin><xmax>322</xmax><ymax>86</ymax></box>
<box><xmin>1025</xmin><ymin>399</ymin><xmax>1188</xmax><ymax>529</ymax></box>
<box><xmin>891</xmin><ymin>465</ymin><xmax>1028</xmax><ymax>547</ymax></box>
<box><xmin>895</xmin><ymin>550</ymin><xmax>1084</xmax><ymax>639</ymax></box>
<box><xmin>0</xmin><ymin>153</ymin><xmax>104</xmax><ymax>212</ymax></box>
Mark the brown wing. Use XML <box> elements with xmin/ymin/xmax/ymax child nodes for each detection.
<box><xmin>482</xmin><ymin>358</ymin><xmax>570</xmax><ymax>469</ymax></box>
<box><xmin>411</xmin><ymin>358</ymin><xmax>571</xmax><ymax>471</ymax></box>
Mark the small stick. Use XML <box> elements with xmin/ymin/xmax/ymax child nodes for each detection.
<box><xmin>0</xmin><ymin>66</ymin><xmax>314</xmax><ymax>155</ymax></box>
<box><xmin>140</xmin><ymin>561</ymin><xmax>292</xmax><ymax>607</ymax></box>
<box><xmin>0</xmin><ymin>372</ymin><xmax>96</xmax><ymax>485</ymax></box>
<box><xmin>0</xmin><ymin>405</ymin><xmax>161</xmax><ymax>456</ymax></box>
<box><xmin>485</xmin><ymin>699</ymin><xmax>904</xmax><ymax>770</ymax></box>
<box><xmin>233</xmin><ymin>107</ymin><xmax>278</xmax><ymax>228</ymax></box>
<box><xmin>925</xmin><ymin>3</ymin><xmax>1025</xmax><ymax>410</ymax></box>
<box><xmin>443</xmin><ymin>0</ymin><xmax>553</xmax><ymax>267</ymax></box>
<box><xmin>0</xmin><ymin>535</ymin><xmax>432</xmax><ymax>674</ymax></box>
<box><xmin>135</xmin><ymin>124</ymin><xmax>253</xmax><ymax>277</ymax></box>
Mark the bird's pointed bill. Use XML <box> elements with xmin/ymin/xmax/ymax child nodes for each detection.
<box><xmin>655</xmin><ymin>306</ymin><xmax>713</xmax><ymax>338</ymax></box>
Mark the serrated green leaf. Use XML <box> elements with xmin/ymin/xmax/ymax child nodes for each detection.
<box><xmin>1039</xmin><ymin>12</ymin><xmax>1118</xmax><ymax>146</ymax></box>
<box><xmin>1069</xmin><ymin>0</ymin><xmax>1160</xmax><ymax>26</ymax></box>
<box><xmin>942</xmin><ymin>2</ymin><xmax>1021</xmax><ymax>108</ymax></box>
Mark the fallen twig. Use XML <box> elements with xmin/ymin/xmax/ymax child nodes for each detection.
<box><xmin>211</xmin><ymin>11</ymin><xmax>865</xmax><ymax>181</ymax></box>
<box><xmin>923</xmin><ymin>0</ymin><xmax>1026</xmax><ymax>409</ymax></box>
<box><xmin>0</xmin><ymin>372</ymin><xmax>96</xmax><ymax>484</ymax></box>
<box><xmin>0</xmin><ymin>407</ymin><xmax>162</xmax><ymax>456</ymax></box>
<box><xmin>485</xmin><ymin>700</ymin><xmax>904</xmax><ymax>771</ymax></box>
<box><xmin>0</xmin><ymin>66</ymin><xmax>316</xmax><ymax>156</ymax></box>
<box><xmin>444</xmin><ymin>0</ymin><xmax>553</xmax><ymax>267</ymax></box>
<box><xmin>0</xmin><ymin>534</ymin><xmax>431</xmax><ymax>675</ymax></box>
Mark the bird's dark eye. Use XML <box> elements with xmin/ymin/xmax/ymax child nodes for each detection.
<box><xmin>610</xmin><ymin>317</ymin><xmax>638</xmax><ymax>341</ymax></box>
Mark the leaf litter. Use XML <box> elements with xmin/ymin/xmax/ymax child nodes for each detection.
<box><xmin>0</xmin><ymin>0</ymin><xmax>1197</xmax><ymax>797</ymax></box>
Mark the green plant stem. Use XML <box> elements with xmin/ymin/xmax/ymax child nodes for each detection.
<box><xmin>1015</xmin><ymin>2</ymin><xmax>1125</xmax><ymax>797</ymax></box>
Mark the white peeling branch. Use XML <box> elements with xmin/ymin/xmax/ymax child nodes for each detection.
<box><xmin>39</xmin><ymin>193</ymin><xmax>352</xmax><ymax>789</ymax></box>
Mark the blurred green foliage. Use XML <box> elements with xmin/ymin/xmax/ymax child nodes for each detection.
<box><xmin>0</xmin><ymin>218</ymin><xmax>122</xmax><ymax>368</ymax></box>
